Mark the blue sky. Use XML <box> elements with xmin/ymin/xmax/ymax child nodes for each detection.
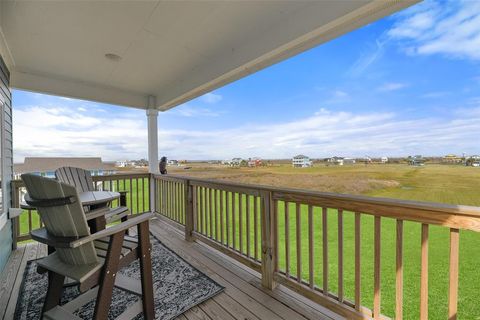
<box><xmin>12</xmin><ymin>0</ymin><xmax>480</xmax><ymax>162</ymax></box>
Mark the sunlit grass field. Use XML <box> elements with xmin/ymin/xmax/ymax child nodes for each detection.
<box><xmin>18</xmin><ymin>164</ymin><xmax>480</xmax><ymax>319</ymax></box>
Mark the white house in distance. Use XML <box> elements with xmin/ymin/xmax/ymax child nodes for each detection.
<box><xmin>381</xmin><ymin>156</ymin><xmax>389</xmax><ymax>164</ymax></box>
<box><xmin>327</xmin><ymin>156</ymin><xmax>356</xmax><ymax>166</ymax></box>
<box><xmin>292</xmin><ymin>155</ymin><xmax>312</xmax><ymax>168</ymax></box>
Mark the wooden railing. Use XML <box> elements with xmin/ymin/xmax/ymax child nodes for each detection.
<box><xmin>11</xmin><ymin>172</ymin><xmax>150</xmax><ymax>246</ymax></box>
<box><xmin>153</xmin><ymin>174</ymin><xmax>480</xmax><ymax>320</ymax></box>
<box><xmin>11</xmin><ymin>172</ymin><xmax>480</xmax><ymax>319</ymax></box>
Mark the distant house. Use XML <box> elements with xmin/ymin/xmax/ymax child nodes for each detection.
<box><xmin>116</xmin><ymin>160</ymin><xmax>135</xmax><ymax>167</ymax></box>
<box><xmin>14</xmin><ymin>157</ymin><xmax>116</xmax><ymax>179</ymax></box>
<box><xmin>408</xmin><ymin>155</ymin><xmax>425</xmax><ymax>166</ymax></box>
<box><xmin>167</xmin><ymin>159</ymin><xmax>179</xmax><ymax>166</ymax></box>
<box><xmin>230</xmin><ymin>158</ymin><xmax>243</xmax><ymax>167</ymax></box>
<box><xmin>248</xmin><ymin>157</ymin><xmax>262</xmax><ymax>167</ymax></box>
<box><xmin>327</xmin><ymin>156</ymin><xmax>354</xmax><ymax>165</ymax></box>
<box><xmin>327</xmin><ymin>156</ymin><xmax>343</xmax><ymax>165</ymax></box>
<box><xmin>292</xmin><ymin>155</ymin><xmax>312</xmax><ymax>168</ymax></box>
<box><xmin>442</xmin><ymin>154</ymin><xmax>462</xmax><ymax>164</ymax></box>
<box><xmin>381</xmin><ymin>156</ymin><xmax>388</xmax><ymax>164</ymax></box>
<box><xmin>466</xmin><ymin>155</ymin><xmax>480</xmax><ymax>167</ymax></box>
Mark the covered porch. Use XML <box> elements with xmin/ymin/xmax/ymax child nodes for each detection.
<box><xmin>4</xmin><ymin>1</ymin><xmax>474</xmax><ymax>319</ymax></box>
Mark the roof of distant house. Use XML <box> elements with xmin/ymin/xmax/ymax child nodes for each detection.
<box><xmin>293</xmin><ymin>155</ymin><xmax>309</xmax><ymax>159</ymax></box>
<box><xmin>14</xmin><ymin>157</ymin><xmax>116</xmax><ymax>174</ymax></box>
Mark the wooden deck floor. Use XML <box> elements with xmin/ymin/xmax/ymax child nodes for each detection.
<box><xmin>1</xmin><ymin>218</ymin><xmax>342</xmax><ymax>320</ymax></box>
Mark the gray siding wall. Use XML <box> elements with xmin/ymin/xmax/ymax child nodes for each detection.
<box><xmin>0</xmin><ymin>53</ymin><xmax>12</xmax><ymax>271</ymax></box>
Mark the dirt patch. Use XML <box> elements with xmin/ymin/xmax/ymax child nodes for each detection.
<box><xmin>170</xmin><ymin>166</ymin><xmax>399</xmax><ymax>195</ymax></box>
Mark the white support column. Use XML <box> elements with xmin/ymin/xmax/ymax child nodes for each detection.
<box><xmin>146</xmin><ymin>96</ymin><xmax>159</xmax><ymax>174</ymax></box>
<box><xmin>147</xmin><ymin>96</ymin><xmax>158</xmax><ymax>214</ymax></box>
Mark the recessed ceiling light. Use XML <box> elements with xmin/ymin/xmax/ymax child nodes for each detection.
<box><xmin>105</xmin><ymin>53</ymin><xmax>122</xmax><ymax>61</ymax></box>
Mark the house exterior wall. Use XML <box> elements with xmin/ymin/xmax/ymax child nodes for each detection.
<box><xmin>0</xmin><ymin>53</ymin><xmax>13</xmax><ymax>272</ymax></box>
<box><xmin>292</xmin><ymin>157</ymin><xmax>312</xmax><ymax>167</ymax></box>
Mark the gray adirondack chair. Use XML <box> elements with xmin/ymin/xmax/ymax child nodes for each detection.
<box><xmin>22</xmin><ymin>173</ymin><xmax>155</xmax><ymax>320</ymax></box>
<box><xmin>55</xmin><ymin>166</ymin><xmax>129</xmax><ymax>224</ymax></box>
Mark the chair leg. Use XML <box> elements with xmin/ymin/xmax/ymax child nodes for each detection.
<box><xmin>138</xmin><ymin>220</ymin><xmax>155</xmax><ymax>320</ymax></box>
<box><xmin>93</xmin><ymin>231</ymin><xmax>125</xmax><ymax>320</ymax></box>
<box><xmin>43</xmin><ymin>271</ymin><xmax>65</xmax><ymax>313</ymax></box>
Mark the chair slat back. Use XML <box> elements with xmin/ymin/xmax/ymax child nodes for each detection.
<box><xmin>55</xmin><ymin>167</ymin><xmax>95</xmax><ymax>193</ymax></box>
<box><xmin>21</xmin><ymin>173</ymin><xmax>98</xmax><ymax>265</ymax></box>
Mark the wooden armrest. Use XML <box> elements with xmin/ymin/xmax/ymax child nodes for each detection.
<box><xmin>70</xmin><ymin>212</ymin><xmax>154</xmax><ymax>248</ymax></box>
<box><xmin>30</xmin><ymin>228</ymin><xmax>81</xmax><ymax>248</ymax></box>
<box><xmin>31</xmin><ymin>212</ymin><xmax>153</xmax><ymax>249</ymax></box>
<box><xmin>84</xmin><ymin>207</ymin><xmax>110</xmax><ymax>220</ymax></box>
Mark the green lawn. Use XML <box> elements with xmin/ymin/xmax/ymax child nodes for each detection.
<box><xmin>187</xmin><ymin>164</ymin><xmax>480</xmax><ymax>319</ymax></box>
<box><xmin>17</xmin><ymin>165</ymin><xmax>480</xmax><ymax>319</ymax></box>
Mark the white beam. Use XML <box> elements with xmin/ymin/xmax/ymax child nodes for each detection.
<box><xmin>12</xmin><ymin>70</ymin><xmax>148</xmax><ymax>109</ymax></box>
<box><xmin>146</xmin><ymin>97</ymin><xmax>159</xmax><ymax>174</ymax></box>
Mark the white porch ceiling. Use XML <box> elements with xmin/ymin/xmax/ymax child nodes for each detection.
<box><xmin>0</xmin><ymin>1</ymin><xmax>417</xmax><ymax>111</ymax></box>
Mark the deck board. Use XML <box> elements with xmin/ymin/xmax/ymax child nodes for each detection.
<box><xmin>1</xmin><ymin>218</ymin><xmax>340</xmax><ymax>320</ymax></box>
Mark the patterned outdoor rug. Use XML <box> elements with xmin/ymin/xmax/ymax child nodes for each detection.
<box><xmin>14</xmin><ymin>236</ymin><xmax>224</xmax><ymax>319</ymax></box>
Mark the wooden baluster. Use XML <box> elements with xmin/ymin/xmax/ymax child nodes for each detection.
<box><xmin>232</xmin><ymin>193</ymin><xmax>237</xmax><ymax>250</ymax></box>
<box><xmin>226</xmin><ymin>191</ymin><xmax>230</xmax><ymax>247</ymax></box>
<box><xmin>246</xmin><ymin>195</ymin><xmax>251</xmax><ymax>257</ymax></box>
<box><xmin>174</xmin><ymin>182</ymin><xmax>178</xmax><ymax>221</ymax></box>
<box><xmin>129</xmin><ymin>178</ymin><xmax>133</xmax><ymax>213</ymax></box>
<box><xmin>194</xmin><ymin>186</ymin><xmax>199</xmax><ymax>232</ymax></box>
<box><xmin>374</xmin><ymin>216</ymin><xmax>381</xmax><ymax>319</ymax></box>
<box><xmin>448</xmin><ymin>228</ymin><xmax>459</xmax><ymax>320</ymax></box>
<box><xmin>239</xmin><ymin>193</ymin><xmax>243</xmax><ymax>253</ymax></box>
<box><xmin>308</xmin><ymin>205</ymin><xmax>314</xmax><ymax>289</ymax></box>
<box><xmin>285</xmin><ymin>202</ymin><xmax>290</xmax><ymax>277</ymax></box>
<box><xmin>215</xmin><ymin>189</ymin><xmax>220</xmax><ymax>241</ymax></box>
<box><xmin>420</xmin><ymin>224</ymin><xmax>429</xmax><ymax>320</ymax></box>
<box><xmin>322</xmin><ymin>207</ymin><xmax>328</xmax><ymax>295</ymax></box>
<box><xmin>175</xmin><ymin>182</ymin><xmax>179</xmax><ymax>222</ymax></box>
<box><xmin>28</xmin><ymin>210</ymin><xmax>32</xmax><ymax>233</ymax></box>
<box><xmin>396</xmin><ymin>220</ymin><xmax>404</xmax><ymax>320</ymax></box>
<box><xmin>141</xmin><ymin>177</ymin><xmax>145</xmax><ymax>213</ymax></box>
<box><xmin>220</xmin><ymin>190</ymin><xmax>224</xmax><ymax>244</ymax></box>
<box><xmin>254</xmin><ymin>196</ymin><xmax>259</xmax><ymax>261</ymax></box>
<box><xmin>273</xmin><ymin>199</ymin><xmax>278</xmax><ymax>269</ymax></box>
<box><xmin>198</xmin><ymin>187</ymin><xmax>204</xmax><ymax>234</ymax></box>
<box><xmin>178</xmin><ymin>182</ymin><xmax>181</xmax><ymax>222</ymax></box>
<box><xmin>296</xmin><ymin>203</ymin><xmax>302</xmax><ymax>283</ymax></box>
<box><xmin>338</xmin><ymin>209</ymin><xmax>344</xmax><ymax>302</ymax></box>
<box><xmin>355</xmin><ymin>213</ymin><xmax>361</xmax><ymax>311</ymax></box>
<box><xmin>209</xmin><ymin>188</ymin><xmax>214</xmax><ymax>238</ymax></box>
<box><xmin>136</xmin><ymin>179</ymin><xmax>140</xmax><ymax>214</ymax></box>
<box><xmin>185</xmin><ymin>181</ymin><xmax>194</xmax><ymax>241</ymax></box>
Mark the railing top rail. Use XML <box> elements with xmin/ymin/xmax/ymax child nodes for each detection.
<box><xmin>11</xmin><ymin>172</ymin><xmax>150</xmax><ymax>188</ymax></box>
<box><xmin>153</xmin><ymin>174</ymin><xmax>480</xmax><ymax>231</ymax></box>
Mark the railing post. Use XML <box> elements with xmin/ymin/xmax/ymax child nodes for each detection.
<box><xmin>184</xmin><ymin>180</ymin><xmax>194</xmax><ymax>242</ymax></box>
<box><xmin>261</xmin><ymin>190</ymin><xmax>277</xmax><ymax>290</ymax></box>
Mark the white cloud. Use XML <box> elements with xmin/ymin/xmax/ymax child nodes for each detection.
<box><xmin>377</xmin><ymin>82</ymin><xmax>409</xmax><ymax>92</ymax></box>
<box><xmin>14</xmin><ymin>104</ymin><xmax>480</xmax><ymax>162</ymax></box>
<box><xmin>172</xmin><ymin>104</ymin><xmax>222</xmax><ymax>117</ymax></box>
<box><xmin>388</xmin><ymin>1</ymin><xmax>480</xmax><ymax>60</ymax></box>
<box><xmin>421</xmin><ymin>91</ymin><xmax>450</xmax><ymax>98</ymax></box>
<box><xmin>199</xmin><ymin>92</ymin><xmax>222</xmax><ymax>104</ymax></box>
<box><xmin>347</xmin><ymin>39</ymin><xmax>386</xmax><ymax>76</ymax></box>
<box><xmin>158</xmin><ymin>108</ymin><xmax>480</xmax><ymax>160</ymax></box>
<box><xmin>13</xmin><ymin>106</ymin><xmax>147</xmax><ymax>162</ymax></box>
<box><xmin>77</xmin><ymin>107</ymin><xmax>87</xmax><ymax>112</ymax></box>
